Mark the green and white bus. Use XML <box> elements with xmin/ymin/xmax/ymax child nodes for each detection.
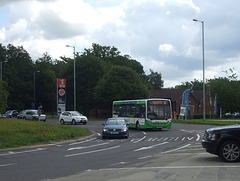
<box><xmin>113</xmin><ymin>99</ymin><xmax>172</xmax><ymax>130</ymax></box>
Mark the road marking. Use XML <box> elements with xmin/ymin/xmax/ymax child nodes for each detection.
<box><xmin>138</xmin><ymin>155</ymin><xmax>152</xmax><ymax>160</ymax></box>
<box><xmin>0</xmin><ymin>163</ymin><xmax>16</xmax><ymax>167</ymax></box>
<box><xmin>69</xmin><ymin>138</ymin><xmax>97</xmax><ymax>146</ymax></box>
<box><xmin>110</xmin><ymin>162</ymin><xmax>128</xmax><ymax>166</ymax></box>
<box><xmin>68</xmin><ymin>142</ymin><xmax>109</xmax><ymax>151</ymax></box>
<box><xmin>134</xmin><ymin>142</ymin><xmax>168</xmax><ymax>152</ymax></box>
<box><xmin>196</xmin><ymin>134</ymin><xmax>200</xmax><ymax>141</ymax></box>
<box><xmin>0</xmin><ymin>148</ymin><xmax>46</xmax><ymax>156</ymax></box>
<box><xmin>161</xmin><ymin>144</ymin><xmax>191</xmax><ymax>154</ymax></box>
<box><xmin>65</xmin><ymin>146</ymin><xmax>120</xmax><ymax>157</ymax></box>
<box><xmin>96</xmin><ymin>165</ymin><xmax>240</xmax><ymax>172</ymax></box>
<box><xmin>67</xmin><ymin>142</ymin><xmax>109</xmax><ymax>151</ymax></box>
<box><xmin>187</xmin><ymin>137</ymin><xmax>194</xmax><ymax>140</ymax></box>
<box><xmin>132</xmin><ymin>136</ymin><xmax>146</xmax><ymax>143</ymax></box>
<box><xmin>181</xmin><ymin>129</ymin><xmax>193</xmax><ymax>133</ymax></box>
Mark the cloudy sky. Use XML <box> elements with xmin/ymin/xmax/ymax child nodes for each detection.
<box><xmin>0</xmin><ymin>0</ymin><xmax>239</xmax><ymax>88</ymax></box>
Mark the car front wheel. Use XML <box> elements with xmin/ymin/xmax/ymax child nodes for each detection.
<box><xmin>219</xmin><ymin>140</ymin><xmax>240</xmax><ymax>162</ymax></box>
<box><xmin>60</xmin><ymin>119</ymin><xmax>65</xmax><ymax>125</ymax></box>
<box><xmin>72</xmin><ymin>120</ymin><xmax>76</xmax><ymax>125</ymax></box>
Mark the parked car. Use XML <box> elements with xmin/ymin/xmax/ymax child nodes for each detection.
<box><xmin>102</xmin><ymin>118</ymin><xmax>129</xmax><ymax>139</ymax></box>
<box><xmin>5</xmin><ymin>110</ymin><xmax>18</xmax><ymax>118</ymax></box>
<box><xmin>202</xmin><ymin>124</ymin><xmax>240</xmax><ymax>162</ymax></box>
<box><xmin>17</xmin><ymin>110</ymin><xmax>27</xmax><ymax>119</ymax></box>
<box><xmin>59</xmin><ymin>111</ymin><xmax>88</xmax><ymax>125</ymax></box>
<box><xmin>0</xmin><ymin>113</ymin><xmax>6</xmax><ymax>118</ymax></box>
<box><xmin>23</xmin><ymin>110</ymin><xmax>46</xmax><ymax>122</ymax></box>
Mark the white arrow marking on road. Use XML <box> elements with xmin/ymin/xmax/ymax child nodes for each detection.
<box><xmin>69</xmin><ymin>138</ymin><xmax>97</xmax><ymax>146</ymax></box>
<box><xmin>65</xmin><ymin>146</ymin><xmax>120</xmax><ymax>157</ymax></box>
<box><xmin>134</xmin><ymin>142</ymin><xmax>168</xmax><ymax>152</ymax></box>
<box><xmin>68</xmin><ymin>142</ymin><xmax>109</xmax><ymax>151</ymax></box>
<box><xmin>0</xmin><ymin>148</ymin><xmax>46</xmax><ymax>156</ymax></box>
<box><xmin>0</xmin><ymin>163</ymin><xmax>16</xmax><ymax>167</ymax></box>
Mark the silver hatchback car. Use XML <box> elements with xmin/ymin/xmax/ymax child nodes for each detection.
<box><xmin>23</xmin><ymin>110</ymin><xmax>46</xmax><ymax>122</ymax></box>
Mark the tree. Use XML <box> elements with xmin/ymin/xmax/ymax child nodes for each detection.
<box><xmin>175</xmin><ymin>79</ymin><xmax>203</xmax><ymax>90</ymax></box>
<box><xmin>148</xmin><ymin>69</ymin><xmax>164</xmax><ymax>90</ymax></box>
<box><xmin>94</xmin><ymin>65</ymin><xmax>150</xmax><ymax>106</ymax></box>
<box><xmin>209</xmin><ymin>77</ymin><xmax>240</xmax><ymax>113</ymax></box>
<box><xmin>0</xmin><ymin>80</ymin><xmax>9</xmax><ymax>113</ymax></box>
<box><xmin>4</xmin><ymin>44</ymin><xmax>34</xmax><ymax>110</ymax></box>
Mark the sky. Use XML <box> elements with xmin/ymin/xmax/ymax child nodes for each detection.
<box><xmin>0</xmin><ymin>0</ymin><xmax>240</xmax><ymax>88</ymax></box>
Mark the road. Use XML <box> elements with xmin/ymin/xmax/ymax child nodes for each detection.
<box><xmin>1</xmin><ymin>120</ymin><xmax>240</xmax><ymax>181</ymax></box>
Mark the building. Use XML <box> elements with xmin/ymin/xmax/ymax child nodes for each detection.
<box><xmin>150</xmin><ymin>89</ymin><xmax>214</xmax><ymax>118</ymax></box>
<box><xmin>89</xmin><ymin>89</ymin><xmax>215</xmax><ymax>118</ymax></box>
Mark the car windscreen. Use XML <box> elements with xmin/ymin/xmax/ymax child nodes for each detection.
<box><xmin>106</xmin><ymin>119</ymin><xmax>126</xmax><ymax>125</ymax></box>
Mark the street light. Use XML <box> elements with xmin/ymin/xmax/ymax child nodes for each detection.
<box><xmin>34</xmin><ymin>71</ymin><xmax>40</xmax><ymax>109</ymax></box>
<box><xmin>66</xmin><ymin>45</ymin><xmax>76</xmax><ymax>111</ymax></box>
<box><xmin>0</xmin><ymin>61</ymin><xmax>8</xmax><ymax>79</ymax></box>
<box><xmin>193</xmin><ymin>18</ymin><xmax>205</xmax><ymax>120</ymax></box>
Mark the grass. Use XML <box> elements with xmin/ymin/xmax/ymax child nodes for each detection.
<box><xmin>172</xmin><ymin>119</ymin><xmax>240</xmax><ymax>125</ymax></box>
<box><xmin>0</xmin><ymin>118</ymin><xmax>92</xmax><ymax>149</ymax></box>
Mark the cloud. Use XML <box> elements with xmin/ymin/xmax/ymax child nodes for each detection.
<box><xmin>1</xmin><ymin>0</ymin><xmax>240</xmax><ymax>88</ymax></box>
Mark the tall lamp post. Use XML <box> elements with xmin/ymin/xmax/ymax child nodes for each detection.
<box><xmin>0</xmin><ymin>61</ymin><xmax>8</xmax><ymax>79</ymax></box>
<box><xmin>193</xmin><ymin>18</ymin><xmax>205</xmax><ymax>120</ymax></box>
<box><xmin>34</xmin><ymin>71</ymin><xmax>40</xmax><ymax>109</ymax></box>
<box><xmin>66</xmin><ymin>45</ymin><xmax>76</xmax><ymax>111</ymax></box>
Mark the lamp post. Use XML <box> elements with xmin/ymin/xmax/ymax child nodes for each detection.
<box><xmin>0</xmin><ymin>61</ymin><xmax>8</xmax><ymax>79</ymax></box>
<box><xmin>193</xmin><ymin>19</ymin><xmax>205</xmax><ymax>120</ymax></box>
<box><xmin>34</xmin><ymin>71</ymin><xmax>40</xmax><ymax>109</ymax></box>
<box><xmin>66</xmin><ymin>45</ymin><xmax>76</xmax><ymax>111</ymax></box>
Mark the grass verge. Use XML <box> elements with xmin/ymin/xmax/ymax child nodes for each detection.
<box><xmin>0</xmin><ymin>119</ymin><xmax>92</xmax><ymax>149</ymax></box>
<box><xmin>172</xmin><ymin>119</ymin><xmax>240</xmax><ymax>125</ymax></box>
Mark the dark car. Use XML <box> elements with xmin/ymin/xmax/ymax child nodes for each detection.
<box><xmin>102</xmin><ymin>118</ymin><xmax>129</xmax><ymax>139</ymax></box>
<box><xmin>202</xmin><ymin>124</ymin><xmax>240</xmax><ymax>162</ymax></box>
<box><xmin>5</xmin><ymin>110</ymin><xmax>18</xmax><ymax>118</ymax></box>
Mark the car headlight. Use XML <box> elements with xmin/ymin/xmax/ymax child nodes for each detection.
<box><xmin>122</xmin><ymin>128</ymin><xmax>127</xmax><ymax>132</ymax></box>
<box><xmin>208</xmin><ymin>132</ymin><xmax>217</xmax><ymax>141</ymax></box>
<box><xmin>103</xmin><ymin>128</ymin><xmax>108</xmax><ymax>132</ymax></box>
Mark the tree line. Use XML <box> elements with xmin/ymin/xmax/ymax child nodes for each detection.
<box><xmin>0</xmin><ymin>43</ymin><xmax>239</xmax><ymax>116</ymax></box>
<box><xmin>0</xmin><ymin>43</ymin><xmax>163</xmax><ymax>115</ymax></box>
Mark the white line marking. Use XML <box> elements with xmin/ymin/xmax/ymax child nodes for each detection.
<box><xmin>110</xmin><ymin>162</ymin><xmax>128</xmax><ymax>166</ymax></box>
<box><xmin>134</xmin><ymin>142</ymin><xmax>168</xmax><ymax>152</ymax></box>
<box><xmin>0</xmin><ymin>163</ymin><xmax>16</xmax><ymax>167</ymax></box>
<box><xmin>68</xmin><ymin>142</ymin><xmax>109</xmax><ymax>151</ymax></box>
<box><xmin>96</xmin><ymin>165</ymin><xmax>240</xmax><ymax>172</ymax></box>
<box><xmin>181</xmin><ymin>129</ymin><xmax>193</xmax><ymax>133</ymax></box>
<box><xmin>132</xmin><ymin>136</ymin><xmax>146</xmax><ymax>143</ymax></box>
<box><xmin>138</xmin><ymin>155</ymin><xmax>152</xmax><ymax>160</ymax></box>
<box><xmin>187</xmin><ymin>137</ymin><xmax>194</xmax><ymax>140</ymax></box>
<box><xmin>161</xmin><ymin>144</ymin><xmax>191</xmax><ymax>154</ymax></box>
<box><xmin>196</xmin><ymin>134</ymin><xmax>200</xmax><ymax>141</ymax></box>
<box><xmin>0</xmin><ymin>148</ymin><xmax>46</xmax><ymax>156</ymax></box>
<box><xmin>65</xmin><ymin>146</ymin><xmax>120</xmax><ymax>157</ymax></box>
<box><xmin>69</xmin><ymin>138</ymin><xmax>97</xmax><ymax>145</ymax></box>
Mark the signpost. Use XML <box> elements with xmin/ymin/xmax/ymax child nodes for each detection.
<box><xmin>57</xmin><ymin>78</ymin><xmax>66</xmax><ymax>115</ymax></box>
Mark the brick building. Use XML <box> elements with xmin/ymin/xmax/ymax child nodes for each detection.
<box><xmin>89</xmin><ymin>89</ymin><xmax>214</xmax><ymax>118</ymax></box>
<box><xmin>150</xmin><ymin>89</ymin><xmax>214</xmax><ymax>117</ymax></box>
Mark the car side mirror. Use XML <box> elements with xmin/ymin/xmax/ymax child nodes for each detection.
<box><xmin>102</xmin><ymin>123</ymin><xmax>105</xmax><ymax>126</ymax></box>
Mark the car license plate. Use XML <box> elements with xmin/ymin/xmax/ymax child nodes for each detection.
<box><xmin>110</xmin><ymin>132</ymin><xmax>119</xmax><ymax>134</ymax></box>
